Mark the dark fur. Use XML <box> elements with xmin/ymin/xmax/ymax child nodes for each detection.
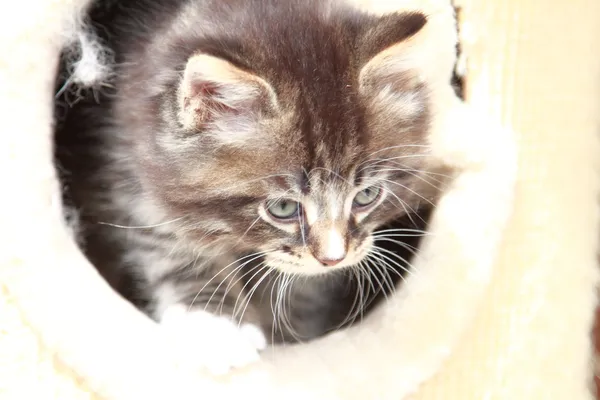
<box><xmin>54</xmin><ymin>0</ymin><xmax>437</xmax><ymax>344</ymax></box>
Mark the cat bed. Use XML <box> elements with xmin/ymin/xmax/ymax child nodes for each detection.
<box><xmin>1</xmin><ymin>0</ymin><xmax>598</xmax><ymax>399</ymax></box>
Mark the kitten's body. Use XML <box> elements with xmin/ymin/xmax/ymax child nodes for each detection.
<box><xmin>55</xmin><ymin>0</ymin><xmax>438</xmax><ymax>370</ymax></box>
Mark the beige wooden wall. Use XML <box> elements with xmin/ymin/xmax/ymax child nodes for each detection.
<box><xmin>410</xmin><ymin>1</ymin><xmax>600</xmax><ymax>399</ymax></box>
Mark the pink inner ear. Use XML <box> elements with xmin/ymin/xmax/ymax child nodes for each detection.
<box><xmin>191</xmin><ymin>80</ymin><xmax>219</xmax><ymax>98</ymax></box>
<box><xmin>179</xmin><ymin>54</ymin><xmax>278</xmax><ymax>131</ymax></box>
<box><xmin>184</xmin><ymin>80</ymin><xmax>239</xmax><ymax>126</ymax></box>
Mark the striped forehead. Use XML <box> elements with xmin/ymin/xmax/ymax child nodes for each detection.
<box><xmin>307</xmin><ymin>168</ymin><xmax>353</xmax><ymax>195</ymax></box>
<box><xmin>302</xmin><ymin>168</ymin><xmax>353</xmax><ymax>224</ymax></box>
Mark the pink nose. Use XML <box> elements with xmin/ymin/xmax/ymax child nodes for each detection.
<box><xmin>317</xmin><ymin>257</ymin><xmax>344</xmax><ymax>267</ymax></box>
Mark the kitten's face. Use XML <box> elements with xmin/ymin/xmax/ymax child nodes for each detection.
<box><xmin>128</xmin><ymin>9</ymin><xmax>438</xmax><ymax>275</ymax></box>
<box><xmin>253</xmin><ymin>154</ymin><xmax>430</xmax><ymax>274</ymax></box>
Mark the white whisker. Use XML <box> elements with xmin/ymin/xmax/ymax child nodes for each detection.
<box><xmin>362</xmin><ymin>144</ymin><xmax>431</xmax><ymax>161</ymax></box>
<box><xmin>370</xmin><ymin>246</ymin><xmax>416</xmax><ymax>277</ymax></box>
<box><xmin>379</xmin><ymin>178</ymin><xmax>435</xmax><ymax>207</ymax></box>
<box><xmin>187</xmin><ymin>250</ymin><xmax>271</xmax><ymax>310</ymax></box>
<box><xmin>217</xmin><ymin>173</ymin><xmax>296</xmax><ymax>193</ymax></box>
<box><xmin>377</xmin><ymin>184</ymin><xmax>424</xmax><ymax>226</ymax></box>
<box><xmin>97</xmin><ymin>216</ymin><xmax>185</xmax><ymax>229</ymax></box>
<box><xmin>233</xmin><ymin>262</ymin><xmax>272</xmax><ymax>323</ymax></box>
<box><xmin>373</xmin><ymin>237</ymin><xmax>420</xmax><ymax>256</ymax></box>
<box><xmin>373</xmin><ymin>228</ymin><xmax>430</xmax><ymax>235</ymax></box>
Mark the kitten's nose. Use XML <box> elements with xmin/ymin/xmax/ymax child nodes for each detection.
<box><xmin>317</xmin><ymin>256</ymin><xmax>345</xmax><ymax>267</ymax></box>
<box><xmin>310</xmin><ymin>225</ymin><xmax>347</xmax><ymax>267</ymax></box>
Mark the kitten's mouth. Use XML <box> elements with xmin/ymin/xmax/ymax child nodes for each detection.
<box><xmin>263</xmin><ymin>239</ymin><xmax>373</xmax><ymax>276</ymax></box>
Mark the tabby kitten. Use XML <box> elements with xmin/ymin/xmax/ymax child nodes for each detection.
<box><xmin>55</xmin><ymin>0</ymin><xmax>438</xmax><ymax>373</ymax></box>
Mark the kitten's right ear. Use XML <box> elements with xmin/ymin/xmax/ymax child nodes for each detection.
<box><xmin>358</xmin><ymin>12</ymin><xmax>427</xmax><ymax>95</ymax></box>
<box><xmin>177</xmin><ymin>54</ymin><xmax>278</xmax><ymax>134</ymax></box>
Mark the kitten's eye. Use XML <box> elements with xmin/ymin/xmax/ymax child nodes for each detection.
<box><xmin>353</xmin><ymin>187</ymin><xmax>381</xmax><ymax>207</ymax></box>
<box><xmin>266</xmin><ymin>199</ymin><xmax>300</xmax><ymax>220</ymax></box>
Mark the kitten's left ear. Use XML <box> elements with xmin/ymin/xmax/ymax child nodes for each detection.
<box><xmin>177</xmin><ymin>53</ymin><xmax>278</xmax><ymax>134</ymax></box>
<box><xmin>358</xmin><ymin>12</ymin><xmax>428</xmax><ymax>95</ymax></box>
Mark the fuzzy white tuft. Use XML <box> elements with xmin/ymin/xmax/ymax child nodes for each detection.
<box><xmin>70</xmin><ymin>31</ymin><xmax>112</xmax><ymax>87</ymax></box>
<box><xmin>58</xmin><ymin>3</ymin><xmax>113</xmax><ymax>95</ymax></box>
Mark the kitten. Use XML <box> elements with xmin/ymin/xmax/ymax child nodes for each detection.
<box><xmin>54</xmin><ymin>0</ymin><xmax>440</xmax><ymax>373</ymax></box>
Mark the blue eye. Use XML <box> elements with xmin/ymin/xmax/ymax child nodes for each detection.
<box><xmin>266</xmin><ymin>199</ymin><xmax>300</xmax><ymax>219</ymax></box>
<box><xmin>353</xmin><ymin>186</ymin><xmax>381</xmax><ymax>207</ymax></box>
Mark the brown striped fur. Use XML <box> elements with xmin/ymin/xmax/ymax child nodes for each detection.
<box><xmin>55</xmin><ymin>0</ymin><xmax>440</xmax><ymax>345</ymax></box>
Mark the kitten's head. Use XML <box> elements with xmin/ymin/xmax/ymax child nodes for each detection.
<box><xmin>127</xmin><ymin>5</ymin><xmax>439</xmax><ymax>275</ymax></box>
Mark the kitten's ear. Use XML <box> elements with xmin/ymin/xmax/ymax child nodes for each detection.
<box><xmin>358</xmin><ymin>12</ymin><xmax>427</xmax><ymax>96</ymax></box>
<box><xmin>177</xmin><ymin>54</ymin><xmax>278</xmax><ymax>132</ymax></box>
